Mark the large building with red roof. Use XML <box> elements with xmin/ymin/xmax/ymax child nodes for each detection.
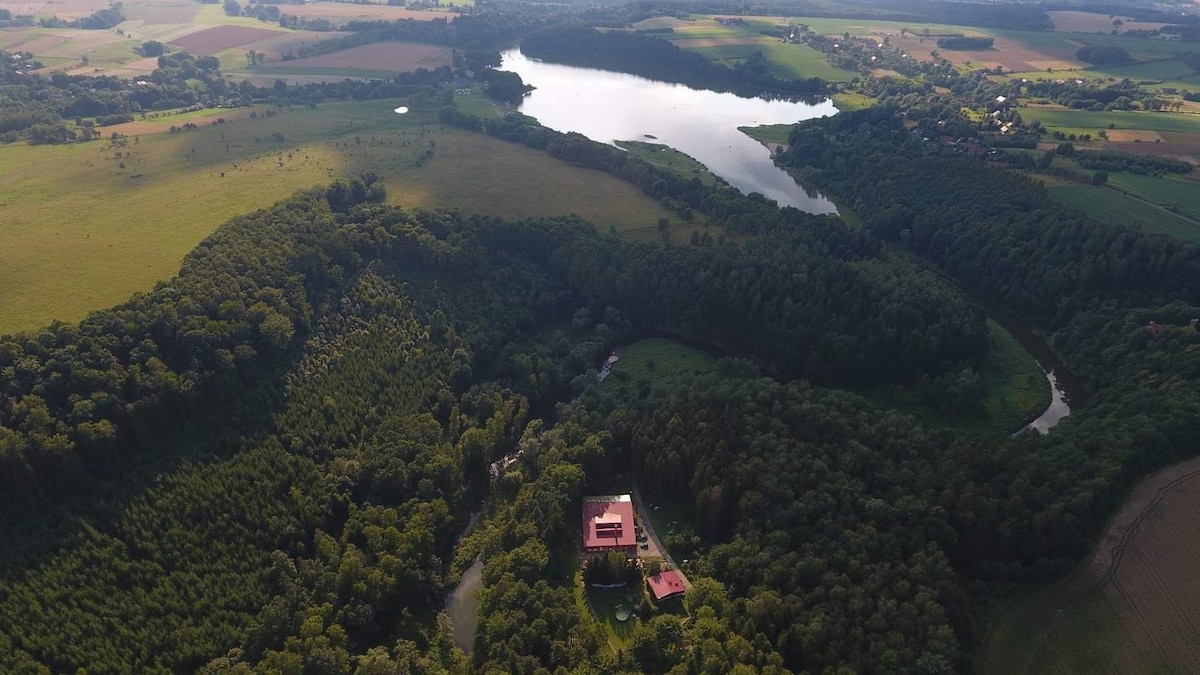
<box><xmin>647</xmin><ymin>570</ymin><xmax>687</xmax><ymax>602</ymax></box>
<box><xmin>582</xmin><ymin>494</ymin><xmax>636</xmax><ymax>553</ymax></box>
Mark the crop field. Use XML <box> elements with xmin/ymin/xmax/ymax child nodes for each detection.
<box><xmin>984</xmin><ymin>458</ymin><xmax>1200</xmax><ymax>673</ymax></box>
<box><xmin>1108</xmin><ymin>173</ymin><xmax>1200</xmax><ymax>223</ymax></box>
<box><xmin>0</xmin><ymin>100</ymin><xmax>676</xmax><ymax>335</ymax></box>
<box><xmin>0</xmin><ymin>0</ymin><xmax>105</xmax><ymax>18</ymax></box>
<box><xmin>245</xmin><ymin>41</ymin><xmax>452</xmax><ymax>76</ymax></box>
<box><xmin>172</xmin><ymin>25</ymin><xmax>283</xmax><ymax>55</ymax></box>
<box><xmin>1021</xmin><ymin>107</ymin><xmax>1200</xmax><ymax>135</ymax></box>
<box><xmin>261</xmin><ymin>3</ymin><xmax>453</xmax><ymax>22</ymax></box>
<box><xmin>1048</xmin><ymin>184</ymin><xmax>1200</xmax><ymax>243</ymax></box>
<box><xmin>1047</xmin><ymin>11</ymin><xmax>1168</xmax><ymax>35</ymax></box>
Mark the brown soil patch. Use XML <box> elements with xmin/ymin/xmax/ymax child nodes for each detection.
<box><xmin>1106</xmin><ymin>129</ymin><xmax>1164</xmax><ymax>143</ymax></box>
<box><xmin>670</xmin><ymin>36</ymin><xmax>758</xmax><ymax>48</ymax></box>
<box><xmin>1049</xmin><ymin>11</ymin><xmax>1169</xmax><ymax>34</ymax></box>
<box><xmin>1108</xmin><ymin>133</ymin><xmax>1200</xmax><ymax>164</ymax></box>
<box><xmin>228</xmin><ymin>29</ymin><xmax>350</xmax><ymax>63</ymax></box>
<box><xmin>173</xmin><ymin>25</ymin><xmax>282</xmax><ymax>55</ymax></box>
<box><xmin>274</xmin><ymin>3</ymin><xmax>453</xmax><ymax>21</ymax></box>
<box><xmin>272</xmin><ymin>41</ymin><xmax>451</xmax><ymax>71</ymax></box>
<box><xmin>1072</xmin><ymin>459</ymin><xmax>1200</xmax><ymax>666</ymax></box>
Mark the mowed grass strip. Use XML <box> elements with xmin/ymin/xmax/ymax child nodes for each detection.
<box><xmin>0</xmin><ymin>100</ymin><xmax>675</xmax><ymax>335</ymax></box>
<box><xmin>1049</xmin><ymin>183</ymin><xmax>1200</xmax><ymax>243</ymax></box>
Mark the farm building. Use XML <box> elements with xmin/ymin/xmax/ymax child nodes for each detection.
<box><xmin>647</xmin><ymin>570</ymin><xmax>687</xmax><ymax>602</ymax></box>
<box><xmin>582</xmin><ymin>494</ymin><xmax>636</xmax><ymax>553</ymax></box>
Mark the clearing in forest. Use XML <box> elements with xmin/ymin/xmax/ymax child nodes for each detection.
<box><xmin>984</xmin><ymin>459</ymin><xmax>1200</xmax><ymax>673</ymax></box>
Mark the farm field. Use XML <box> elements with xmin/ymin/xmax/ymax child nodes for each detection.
<box><xmin>1048</xmin><ymin>183</ymin><xmax>1200</xmax><ymax>243</ymax></box>
<box><xmin>1107</xmin><ymin>173</ymin><xmax>1200</xmax><ymax>224</ymax></box>
<box><xmin>984</xmin><ymin>457</ymin><xmax>1200</xmax><ymax>674</ymax></box>
<box><xmin>1021</xmin><ymin>107</ymin><xmax>1200</xmax><ymax>135</ymax></box>
<box><xmin>1047</xmin><ymin>11</ymin><xmax>1169</xmax><ymax>34</ymax></box>
<box><xmin>632</xmin><ymin>16</ymin><xmax>853</xmax><ymax>82</ymax></box>
<box><xmin>0</xmin><ymin>0</ymin><xmax>453</xmax><ymax>80</ymax></box>
<box><xmin>236</xmin><ymin>41</ymin><xmax>452</xmax><ymax>81</ymax></box>
<box><xmin>0</xmin><ymin>100</ymin><xmax>676</xmax><ymax>335</ymax></box>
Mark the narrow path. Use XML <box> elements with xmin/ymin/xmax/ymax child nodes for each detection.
<box><xmin>631</xmin><ymin>487</ymin><xmax>691</xmax><ymax>589</ymax></box>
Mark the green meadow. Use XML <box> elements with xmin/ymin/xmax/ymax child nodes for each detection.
<box><xmin>0</xmin><ymin>100</ymin><xmax>675</xmax><ymax>335</ymax></box>
<box><xmin>1021</xmin><ymin>107</ymin><xmax>1200</xmax><ymax>134</ymax></box>
<box><xmin>1049</xmin><ymin>183</ymin><xmax>1200</xmax><ymax>243</ymax></box>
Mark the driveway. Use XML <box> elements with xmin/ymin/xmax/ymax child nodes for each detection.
<box><xmin>631</xmin><ymin>487</ymin><xmax>691</xmax><ymax>589</ymax></box>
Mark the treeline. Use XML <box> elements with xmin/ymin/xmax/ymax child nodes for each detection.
<box><xmin>1073</xmin><ymin>147</ymin><xmax>1192</xmax><ymax>175</ymax></box>
<box><xmin>520</xmin><ymin>25</ymin><xmax>825</xmax><ymax>97</ymax></box>
<box><xmin>936</xmin><ymin>35</ymin><xmax>994</xmax><ymax>50</ymax></box>
<box><xmin>0</xmin><ymin>49</ymin><xmax>243</xmax><ymax>143</ymax></box>
<box><xmin>1076</xmin><ymin>44</ymin><xmax>1132</xmax><ymax>65</ymax></box>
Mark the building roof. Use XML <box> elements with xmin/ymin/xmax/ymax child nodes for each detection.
<box><xmin>647</xmin><ymin>570</ymin><xmax>687</xmax><ymax>601</ymax></box>
<box><xmin>582</xmin><ymin>495</ymin><xmax>636</xmax><ymax>550</ymax></box>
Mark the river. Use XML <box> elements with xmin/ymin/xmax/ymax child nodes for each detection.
<box><xmin>980</xmin><ymin>302</ymin><xmax>1083</xmax><ymax>435</ymax></box>
<box><xmin>498</xmin><ymin>48</ymin><xmax>838</xmax><ymax>213</ymax></box>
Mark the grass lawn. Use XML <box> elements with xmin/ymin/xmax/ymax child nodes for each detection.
<box><xmin>0</xmin><ymin>100</ymin><xmax>676</xmax><ymax>335</ymax></box>
<box><xmin>1049</xmin><ymin>182</ymin><xmax>1200</xmax><ymax>243</ymax></box>
<box><xmin>831</xmin><ymin>90</ymin><xmax>876</xmax><ymax>111</ymax></box>
<box><xmin>739</xmin><ymin>123</ymin><xmax>792</xmax><ymax>148</ymax></box>
<box><xmin>615</xmin><ymin>141</ymin><xmax>719</xmax><ymax>186</ymax></box>
<box><xmin>1020</xmin><ymin>107</ymin><xmax>1200</xmax><ymax>135</ymax></box>
<box><xmin>605</xmin><ymin>338</ymin><xmax>717</xmax><ymax>398</ymax></box>
<box><xmin>865</xmin><ymin>319</ymin><xmax>1048</xmax><ymax>436</ymax></box>
<box><xmin>576</xmin><ymin>572</ymin><xmax>642</xmax><ymax>652</ymax></box>
<box><xmin>454</xmin><ymin>85</ymin><xmax>509</xmax><ymax>119</ymax></box>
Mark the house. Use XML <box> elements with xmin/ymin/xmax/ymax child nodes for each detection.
<box><xmin>647</xmin><ymin>570</ymin><xmax>687</xmax><ymax>602</ymax></box>
<box><xmin>582</xmin><ymin>495</ymin><xmax>636</xmax><ymax>553</ymax></box>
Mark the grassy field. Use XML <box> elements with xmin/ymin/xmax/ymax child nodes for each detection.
<box><xmin>739</xmin><ymin>123</ymin><xmax>792</xmax><ymax>148</ymax></box>
<box><xmin>865</xmin><ymin>319</ymin><xmax>1049</xmax><ymax>436</ymax></box>
<box><xmin>983</xmin><ymin>458</ymin><xmax>1200</xmax><ymax>673</ymax></box>
<box><xmin>634</xmin><ymin>15</ymin><xmax>853</xmax><ymax>82</ymax></box>
<box><xmin>1107</xmin><ymin>173</ymin><xmax>1200</xmax><ymax>223</ymax></box>
<box><xmin>1049</xmin><ymin>183</ymin><xmax>1200</xmax><ymax>243</ymax></box>
<box><xmin>453</xmin><ymin>85</ymin><xmax>510</xmax><ymax>119</ymax></box>
<box><xmin>615</xmin><ymin>141</ymin><xmax>719</xmax><ymax>186</ymax></box>
<box><xmin>0</xmin><ymin>100</ymin><xmax>676</xmax><ymax>335</ymax></box>
<box><xmin>1021</xmin><ymin>107</ymin><xmax>1200</xmax><ymax>135</ymax></box>
<box><xmin>606</xmin><ymin>338</ymin><xmax>717</xmax><ymax>397</ymax></box>
<box><xmin>578</xmin><ymin>579</ymin><xmax>643</xmax><ymax>651</ymax></box>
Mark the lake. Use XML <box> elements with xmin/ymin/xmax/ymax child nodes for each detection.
<box><xmin>499</xmin><ymin>48</ymin><xmax>838</xmax><ymax>214</ymax></box>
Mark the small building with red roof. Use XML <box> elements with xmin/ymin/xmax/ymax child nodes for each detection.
<box><xmin>647</xmin><ymin>570</ymin><xmax>687</xmax><ymax>603</ymax></box>
<box><xmin>582</xmin><ymin>494</ymin><xmax>636</xmax><ymax>553</ymax></box>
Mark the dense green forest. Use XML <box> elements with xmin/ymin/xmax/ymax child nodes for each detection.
<box><xmin>6</xmin><ymin>0</ymin><xmax>1200</xmax><ymax>669</ymax></box>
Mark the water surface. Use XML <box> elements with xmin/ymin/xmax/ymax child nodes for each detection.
<box><xmin>499</xmin><ymin>48</ymin><xmax>837</xmax><ymax>213</ymax></box>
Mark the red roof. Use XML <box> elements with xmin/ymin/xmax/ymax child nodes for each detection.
<box><xmin>647</xmin><ymin>570</ymin><xmax>687</xmax><ymax>601</ymax></box>
<box><xmin>582</xmin><ymin>495</ymin><xmax>636</xmax><ymax>551</ymax></box>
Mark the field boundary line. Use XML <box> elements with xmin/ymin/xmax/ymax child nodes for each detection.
<box><xmin>1014</xmin><ymin>463</ymin><xmax>1200</xmax><ymax>674</ymax></box>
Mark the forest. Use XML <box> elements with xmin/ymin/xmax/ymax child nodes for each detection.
<box><xmin>4</xmin><ymin>0</ymin><xmax>1200</xmax><ymax>670</ymax></box>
